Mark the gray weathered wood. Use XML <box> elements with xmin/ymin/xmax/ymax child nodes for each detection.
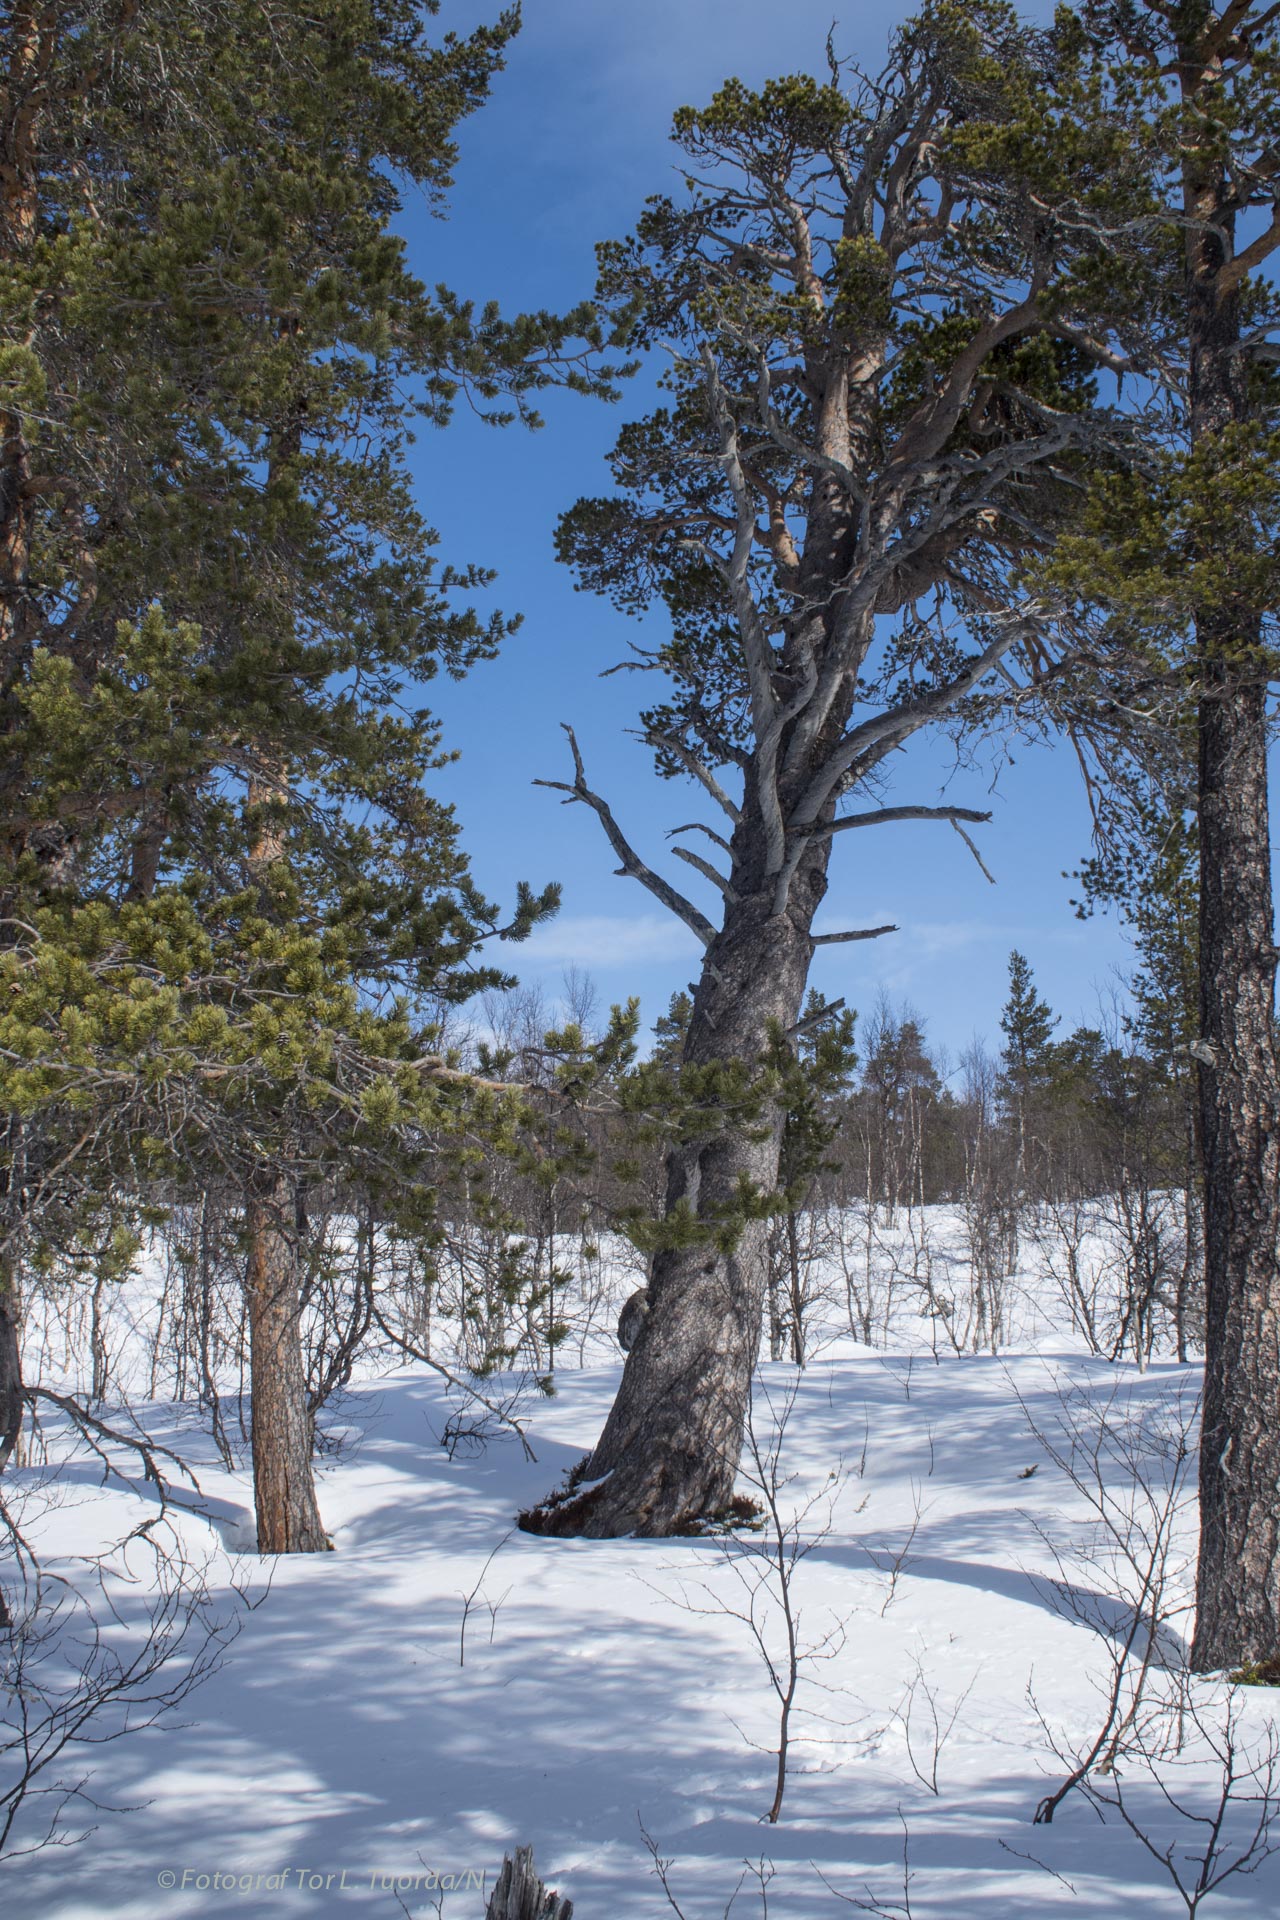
<box><xmin>485</xmin><ymin>1847</ymin><xmax>572</xmax><ymax>1920</ymax></box>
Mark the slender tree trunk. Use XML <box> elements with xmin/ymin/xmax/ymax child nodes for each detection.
<box><xmin>88</xmin><ymin>1270</ymin><xmax>110</xmax><ymax>1404</ymax></box>
<box><xmin>1175</xmin><ymin>1086</ymin><xmax>1201</xmax><ymax>1365</ymax></box>
<box><xmin>767</xmin><ymin>1239</ymin><xmax>784</xmax><ymax>1361</ymax></box>
<box><xmin>241</xmin><ymin>748</ymin><xmax>327</xmax><ymax>1554</ymax></box>
<box><xmin>1191</xmin><ymin>670</ymin><xmax>1280</xmax><ymax>1665</ymax></box>
<box><xmin>1182</xmin><ymin>131</ymin><xmax>1280</xmax><ymax>1670</ymax></box>
<box><xmin>0</xmin><ymin>1255</ymin><xmax>18</xmax><ymax>1628</ymax></box>
<box><xmin>0</xmin><ymin>2</ymin><xmax>52</xmax><ymax>697</ymax></box>
<box><xmin>524</xmin><ymin>830</ymin><xmax>822</xmax><ymax>1537</ymax></box>
<box><xmin>0</xmin><ymin>1259</ymin><xmax>22</xmax><ymax>1473</ymax></box>
<box><xmin>245</xmin><ymin>1179</ymin><xmax>328</xmax><ymax>1555</ymax></box>
<box><xmin>787</xmin><ymin>1210</ymin><xmax>805</xmax><ymax>1367</ymax></box>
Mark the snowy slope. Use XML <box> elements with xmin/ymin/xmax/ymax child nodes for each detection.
<box><xmin>4</xmin><ymin>1224</ymin><xmax>1277</xmax><ymax>1918</ymax></box>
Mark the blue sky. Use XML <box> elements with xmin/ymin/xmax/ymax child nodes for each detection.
<box><xmin>398</xmin><ymin>0</ymin><xmax>1136</xmax><ymax>1062</ymax></box>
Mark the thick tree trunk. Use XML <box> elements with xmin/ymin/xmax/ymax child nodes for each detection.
<box><xmin>1191</xmin><ymin>671</ymin><xmax>1280</xmax><ymax>1667</ymax></box>
<box><xmin>245</xmin><ymin>1183</ymin><xmax>329</xmax><ymax>1554</ymax></box>
<box><xmin>524</xmin><ymin>830</ymin><xmax>823</xmax><ymax>1537</ymax></box>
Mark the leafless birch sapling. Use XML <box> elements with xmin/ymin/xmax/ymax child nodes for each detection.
<box><xmin>1016</xmin><ymin>1371</ymin><xmax>1199</xmax><ymax>1824</ymax></box>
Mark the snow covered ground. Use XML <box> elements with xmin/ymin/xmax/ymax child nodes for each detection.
<box><xmin>5</xmin><ymin>1214</ymin><xmax>1278</xmax><ymax>1919</ymax></box>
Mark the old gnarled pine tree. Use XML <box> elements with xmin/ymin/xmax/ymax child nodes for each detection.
<box><xmin>523</xmin><ymin>6</ymin><xmax>1144</xmax><ymax>1538</ymax></box>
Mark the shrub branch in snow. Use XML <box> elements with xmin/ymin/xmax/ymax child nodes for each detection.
<box><xmin>0</xmin><ymin>1486</ymin><xmax>232</xmax><ymax>1859</ymax></box>
<box><xmin>1015</xmin><ymin>1369</ymin><xmax>1198</xmax><ymax>1823</ymax></box>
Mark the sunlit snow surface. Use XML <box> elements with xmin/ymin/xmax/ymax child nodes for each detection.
<box><xmin>6</xmin><ymin>1210</ymin><xmax>1276</xmax><ymax>1919</ymax></box>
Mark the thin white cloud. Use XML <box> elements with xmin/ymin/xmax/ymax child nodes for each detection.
<box><xmin>903</xmin><ymin>920</ymin><xmax>1003</xmax><ymax>957</ymax></box>
<box><xmin>812</xmin><ymin>915</ymin><xmax>1103</xmax><ymax>959</ymax></box>
<box><xmin>518</xmin><ymin>913</ymin><xmax>701</xmax><ymax>970</ymax></box>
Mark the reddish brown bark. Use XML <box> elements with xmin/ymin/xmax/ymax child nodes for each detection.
<box><xmin>1169</xmin><ymin>12</ymin><xmax>1280</xmax><ymax>1672</ymax></box>
<box><xmin>245</xmin><ymin>1182</ymin><xmax>328</xmax><ymax>1555</ymax></box>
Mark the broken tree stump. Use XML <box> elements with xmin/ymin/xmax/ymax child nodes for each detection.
<box><xmin>484</xmin><ymin>1846</ymin><xmax>572</xmax><ymax>1920</ymax></box>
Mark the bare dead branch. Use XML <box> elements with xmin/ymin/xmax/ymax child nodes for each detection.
<box><xmin>812</xmin><ymin>924</ymin><xmax>898</xmax><ymax>947</ymax></box>
<box><xmin>646</xmin><ymin>731</ymin><xmax>742</xmax><ymax>824</ymax></box>
<box><xmin>534</xmin><ymin>726</ymin><xmax>716</xmax><ymax>948</ymax></box>
<box><xmin>820</xmin><ymin>804</ymin><xmax>993</xmax><ymax>838</ymax></box>
<box><xmin>672</xmin><ymin>844</ymin><xmax>738</xmax><ymax>901</ymax></box>
<box><xmin>950</xmin><ymin>819</ymin><xmax>997</xmax><ymax>886</ymax></box>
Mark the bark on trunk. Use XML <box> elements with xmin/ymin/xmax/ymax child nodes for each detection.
<box><xmin>787</xmin><ymin>1210</ymin><xmax>805</xmax><ymax>1367</ymax></box>
<box><xmin>0</xmin><ymin>1262</ymin><xmax>22</xmax><ymax>1473</ymax></box>
<box><xmin>0</xmin><ymin>3</ymin><xmax>45</xmax><ymax>689</ymax></box>
<box><xmin>241</xmin><ymin>740</ymin><xmax>328</xmax><ymax>1553</ymax></box>
<box><xmin>523</xmin><ymin>829</ymin><xmax>824</xmax><ymax>1537</ymax></box>
<box><xmin>245</xmin><ymin>1182</ymin><xmax>329</xmax><ymax>1555</ymax></box>
<box><xmin>1180</xmin><ymin>95</ymin><xmax>1280</xmax><ymax>1671</ymax></box>
<box><xmin>1191</xmin><ymin>670</ymin><xmax>1280</xmax><ymax>1667</ymax></box>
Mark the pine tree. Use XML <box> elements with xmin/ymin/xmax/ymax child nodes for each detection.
<box><xmin>0</xmin><ymin>0</ymin><xmax>614</xmax><ymax>1544</ymax></box>
<box><xmin>1022</xmin><ymin>0</ymin><xmax>1280</xmax><ymax>1667</ymax></box>
<box><xmin>859</xmin><ymin>1000</ymin><xmax>943</xmax><ymax>1217</ymax></box>
<box><xmin>650</xmin><ymin>992</ymin><xmax>695</xmax><ymax>1071</ymax></box>
<box><xmin>521</xmin><ymin>0</ymin><xmax>1159</xmax><ymax>1528</ymax></box>
<box><xmin>997</xmin><ymin>949</ymin><xmax>1059</xmax><ymax>1188</ymax></box>
<box><xmin>523</xmin><ymin>5</ymin><xmax>1154</xmax><ymax>1536</ymax></box>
